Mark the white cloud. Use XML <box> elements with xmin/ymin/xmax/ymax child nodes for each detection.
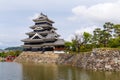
<box><xmin>75</xmin><ymin>25</ymin><xmax>98</xmax><ymax>34</ymax></box>
<box><xmin>66</xmin><ymin>25</ymin><xmax>98</xmax><ymax>41</ymax></box>
<box><xmin>69</xmin><ymin>0</ymin><xmax>120</xmax><ymax>23</ymax></box>
<box><xmin>67</xmin><ymin>0</ymin><xmax>120</xmax><ymax>41</ymax></box>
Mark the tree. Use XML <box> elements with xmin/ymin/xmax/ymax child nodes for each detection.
<box><xmin>65</xmin><ymin>41</ymin><xmax>72</xmax><ymax>52</ymax></box>
<box><xmin>83</xmin><ymin>32</ymin><xmax>92</xmax><ymax>44</ymax></box>
<box><xmin>113</xmin><ymin>24</ymin><xmax>120</xmax><ymax>37</ymax></box>
<box><xmin>72</xmin><ymin>34</ymin><xmax>84</xmax><ymax>52</ymax></box>
<box><xmin>71</xmin><ymin>32</ymin><xmax>93</xmax><ymax>52</ymax></box>
<box><xmin>92</xmin><ymin>22</ymin><xmax>113</xmax><ymax>47</ymax></box>
<box><xmin>108</xmin><ymin>24</ymin><xmax>120</xmax><ymax>48</ymax></box>
<box><xmin>102</xmin><ymin>22</ymin><xmax>113</xmax><ymax>47</ymax></box>
<box><xmin>103</xmin><ymin>22</ymin><xmax>113</xmax><ymax>33</ymax></box>
<box><xmin>92</xmin><ymin>28</ymin><xmax>102</xmax><ymax>47</ymax></box>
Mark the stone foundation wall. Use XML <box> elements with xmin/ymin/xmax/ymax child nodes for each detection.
<box><xmin>14</xmin><ymin>51</ymin><xmax>59</xmax><ymax>63</ymax></box>
<box><xmin>14</xmin><ymin>48</ymin><xmax>120</xmax><ymax>71</ymax></box>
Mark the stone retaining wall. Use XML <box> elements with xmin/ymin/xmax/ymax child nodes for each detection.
<box><xmin>14</xmin><ymin>48</ymin><xmax>120</xmax><ymax>71</ymax></box>
<box><xmin>14</xmin><ymin>51</ymin><xmax>59</xmax><ymax>63</ymax></box>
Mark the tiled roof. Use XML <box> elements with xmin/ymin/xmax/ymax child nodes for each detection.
<box><xmin>30</xmin><ymin>25</ymin><xmax>57</xmax><ymax>30</ymax></box>
<box><xmin>54</xmin><ymin>39</ymin><xmax>65</xmax><ymax>45</ymax></box>
<box><xmin>22</xmin><ymin>39</ymin><xmax>64</xmax><ymax>48</ymax></box>
<box><xmin>33</xmin><ymin>13</ymin><xmax>54</xmax><ymax>23</ymax></box>
<box><xmin>46</xmin><ymin>33</ymin><xmax>59</xmax><ymax>38</ymax></box>
<box><xmin>26</xmin><ymin>31</ymin><xmax>49</xmax><ymax>35</ymax></box>
<box><xmin>22</xmin><ymin>38</ymin><xmax>56</xmax><ymax>42</ymax></box>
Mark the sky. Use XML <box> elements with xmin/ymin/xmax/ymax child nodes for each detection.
<box><xmin>0</xmin><ymin>0</ymin><xmax>120</xmax><ymax>49</ymax></box>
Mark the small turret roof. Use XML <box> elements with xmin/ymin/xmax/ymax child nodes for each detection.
<box><xmin>33</xmin><ymin>13</ymin><xmax>54</xmax><ymax>23</ymax></box>
<box><xmin>36</xmin><ymin>13</ymin><xmax>48</xmax><ymax>19</ymax></box>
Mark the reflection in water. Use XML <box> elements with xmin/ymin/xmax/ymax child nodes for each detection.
<box><xmin>0</xmin><ymin>62</ymin><xmax>120</xmax><ymax>80</ymax></box>
<box><xmin>22</xmin><ymin>63</ymin><xmax>120</xmax><ymax>80</ymax></box>
<box><xmin>22</xmin><ymin>64</ymin><xmax>59</xmax><ymax>80</ymax></box>
<box><xmin>22</xmin><ymin>63</ymin><xmax>83</xmax><ymax>80</ymax></box>
<box><xmin>0</xmin><ymin>62</ymin><xmax>23</xmax><ymax>80</ymax></box>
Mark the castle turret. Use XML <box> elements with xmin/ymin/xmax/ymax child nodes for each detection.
<box><xmin>22</xmin><ymin>13</ymin><xmax>65</xmax><ymax>52</ymax></box>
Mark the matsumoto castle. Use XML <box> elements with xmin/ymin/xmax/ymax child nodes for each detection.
<box><xmin>22</xmin><ymin>13</ymin><xmax>65</xmax><ymax>53</ymax></box>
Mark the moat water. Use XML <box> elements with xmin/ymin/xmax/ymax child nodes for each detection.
<box><xmin>0</xmin><ymin>62</ymin><xmax>120</xmax><ymax>80</ymax></box>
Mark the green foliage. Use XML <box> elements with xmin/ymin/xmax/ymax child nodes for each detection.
<box><xmin>65</xmin><ymin>22</ymin><xmax>120</xmax><ymax>54</ymax></box>
<box><xmin>0</xmin><ymin>52</ymin><xmax>7</xmax><ymax>58</ymax></box>
<box><xmin>92</xmin><ymin>28</ymin><xmax>102</xmax><ymax>48</ymax></box>
<box><xmin>65</xmin><ymin>41</ymin><xmax>72</xmax><ymax>52</ymax></box>
<box><xmin>108</xmin><ymin>37</ymin><xmax>120</xmax><ymax>48</ymax></box>
<box><xmin>83</xmin><ymin>32</ymin><xmax>92</xmax><ymax>44</ymax></box>
<box><xmin>92</xmin><ymin>22</ymin><xmax>117</xmax><ymax>48</ymax></box>
<box><xmin>102</xmin><ymin>22</ymin><xmax>113</xmax><ymax>47</ymax></box>
<box><xmin>92</xmin><ymin>22</ymin><xmax>114</xmax><ymax>47</ymax></box>
<box><xmin>0</xmin><ymin>50</ymin><xmax>22</xmax><ymax>58</ymax></box>
<box><xmin>71</xmin><ymin>34</ymin><xmax>84</xmax><ymax>52</ymax></box>
<box><xmin>65</xmin><ymin>32</ymin><xmax>92</xmax><ymax>53</ymax></box>
<box><xmin>79</xmin><ymin>44</ymin><xmax>93</xmax><ymax>52</ymax></box>
<box><xmin>113</xmin><ymin>24</ymin><xmax>120</xmax><ymax>37</ymax></box>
